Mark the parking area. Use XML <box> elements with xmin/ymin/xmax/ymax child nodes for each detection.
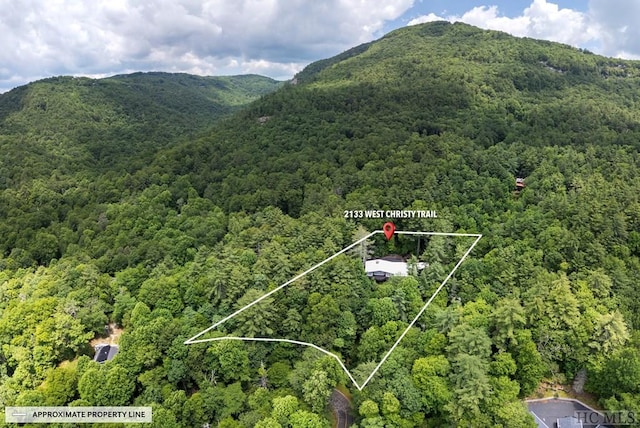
<box><xmin>527</xmin><ymin>398</ymin><xmax>606</xmax><ymax>428</ymax></box>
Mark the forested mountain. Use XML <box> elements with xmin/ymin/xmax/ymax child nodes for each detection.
<box><xmin>0</xmin><ymin>72</ymin><xmax>280</xmax><ymax>267</ymax></box>
<box><xmin>0</xmin><ymin>72</ymin><xmax>281</xmax><ymax>182</ymax></box>
<box><xmin>2</xmin><ymin>21</ymin><xmax>640</xmax><ymax>427</ymax></box>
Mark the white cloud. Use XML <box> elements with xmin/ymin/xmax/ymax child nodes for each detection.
<box><xmin>519</xmin><ymin>0</ymin><xmax>597</xmax><ymax>45</ymax></box>
<box><xmin>0</xmin><ymin>0</ymin><xmax>415</xmax><ymax>92</ymax></box>
<box><xmin>408</xmin><ymin>13</ymin><xmax>446</xmax><ymax>26</ymax></box>
<box><xmin>408</xmin><ymin>0</ymin><xmax>598</xmax><ymax>49</ymax></box>
<box><xmin>457</xmin><ymin>5</ymin><xmax>533</xmax><ymax>38</ymax></box>
<box><xmin>5</xmin><ymin>0</ymin><xmax>640</xmax><ymax>94</ymax></box>
<box><xmin>588</xmin><ymin>0</ymin><xmax>640</xmax><ymax>58</ymax></box>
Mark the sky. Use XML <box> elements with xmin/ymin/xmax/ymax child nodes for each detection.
<box><xmin>0</xmin><ymin>0</ymin><xmax>639</xmax><ymax>93</ymax></box>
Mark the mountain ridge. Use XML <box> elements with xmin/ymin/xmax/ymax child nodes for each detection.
<box><xmin>0</xmin><ymin>72</ymin><xmax>282</xmax><ymax>184</ymax></box>
<box><xmin>156</xmin><ymin>21</ymin><xmax>640</xmax><ymax>217</ymax></box>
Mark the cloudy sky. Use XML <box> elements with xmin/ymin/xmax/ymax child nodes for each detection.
<box><xmin>0</xmin><ymin>0</ymin><xmax>638</xmax><ymax>92</ymax></box>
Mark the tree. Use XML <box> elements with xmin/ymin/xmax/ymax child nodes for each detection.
<box><xmin>257</xmin><ymin>361</ymin><xmax>269</xmax><ymax>388</ymax></box>
<box><xmin>412</xmin><ymin>355</ymin><xmax>452</xmax><ymax>414</ymax></box>
<box><xmin>112</xmin><ymin>291</ymin><xmax>137</xmax><ymax>327</ymax></box>
<box><xmin>386</xmin><ymin>368</ymin><xmax>425</xmax><ymax>414</ymax></box>
<box><xmin>447</xmin><ymin>324</ymin><xmax>492</xmax><ymax>360</ymax></box>
<box><xmin>15</xmin><ymin>390</ymin><xmax>46</xmax><ymax>406</ymax></box>
<box><xmin>589</xmin><ymin>311</ymin><xmax>630</xmax><ymax>355</ymax></box>
<box><xmin>232</xmin><ymin>289</ymin><xmax>276</xmax><ymax>337</ymax></box>
<box><xmin>303</xmin><ymin>295</ymin><xmax>341</xmax><ymax>348</ymax></box>
<box><xmin>302</xmin><ymin>370</ymin><xmax>333</xmax><ymax>413</ymax></box>
<box><xmin>483</xmin><ymin>376</ymin><xmax>521</xmax><ymax>417</ymax></box>
<box><xmin>358</xmin><ymin>326</ymin><xmax>385</xmax><ymax>363</ymax></box>
<box><xmin>493</xmin><ymin>401</ymin><xmax>537</xmax><ymax>428</ymax></box>
<box><xmin>381</xmin><ymin>392</ymin><xmax>400</xmax><ymax>416</ymax></box>
<box><xmin>510</xmin><ymin>330</ymin><xmax>546</xmax><ymax>397</ymax></box>
<box><xmin>396</xmin><ymin>276</ymin><xmax>424</xmax><ymax>319</ymax></box>
<box><xmin>282</xmin><ymin>308</ymin><xmax>303</xmax><ymax>335</ymax></box>
<box><xmin>586</xmin><ymin>269</ymin><xmax>613</xmax><ymax>299</ymax></box>
<box><xmin>351</xmin><ymin>225</ymin><xmax>374</xmax><ymax>263</ymax></box>
<box><xmin>182</xmin><ymin>392</ymin><xmax>210</xmax><ymax>427</ymax></box>
<box><xmin>137</xmin><ymin>275</ymin><xmax>184</xmax><ymax>314</ymax></box>
<box><xmin>78</xmin><ymin>365</ymin><xmax>135</xmax><ymax>406</ymax></box>
<box><xmin>42</xmin><ymin>364</ymin><xmax>78</xmax><ymax>405</ymax></box>
<box><xmin>34</xmin><ymin>311</ymin><xmax>92</xmax><ymax>362</ymax></box>
<box><xmin>272</xmin><ymin>395</ymin><xmax>299</xmax><ymax>425</ymax></box>
<box><xmin>136</xmin><ymin>406</ymin><xmax>180</xmax><ymax>428</ymax></box>
<box><xmin>214</xmin><ymin>418</ymin><xmax>241</xmax><ymax>428</ymax></box>
<box><xmin>423</xmin><ymin>235</ymin><xmax>447</xmax><ymax>264</ymax></box>
<box><xmin>366</xmin><ymin>297</ymin><xmax>399</xmax><ymax>327</ymax></box>
<box><xmin>288</xmin><ymin>410</ymin><xmax>327</xmax><ymax>428</ymax></box>
<box><xmin>490</xmin><ymin>351</ymin><xmax>517</xmax><ymax>377</ymax></box>
<box><xmin>361</xmin><ymin>416</ymin><xmax>386</xmax><ymax>428</ymax></box>
<box><xmin>105</xmin><ymin>365</ymin><xmax>136</xmax><ymax>406</ymax></box>
<box><xmin>32</xmin><ymin>231</ymin><xmax>59</xmax><ymax>264</ymax></box>
<box><xmin>434</xmin><ymin>305</ymin><xmax>461</xmax><ymax>335</ymax></box>
<box><xmin>492</xmin><ymin>298</ymin><xmax>526</xmax><ymax>349</ymax></box>
<box><xmin>214</xmin><ymin>382</ymin><xmax>246</xmax><ymax>419</ymax></box>
<box><xmin>78</xmin><ymin>368</ymin><xmax>107</xmax><ymax>406</ymax></box>
<box><xmin>335</xmin><ymin>310</ymin><xmax>357</xmax><ymax>350</ymax></box>
<box><xmin>247</xmin><ymin>387</ymin><xmax>271</xmax><ymax>417</ymax></box>
<box><xmin>255</xmin><ymin>417</ymin><xmax>282</xmax><ymax>428</ymax></box>
<box><xmin>163</xmin><ymin>390</ymin><xmax>187</xmax><ymax>424</ymax></box>
<box><xmin>448</xmin><ymin>354</ymin><xmax>491</xmax><ymax>421</ymax></box>
<box><xmin>602</xmin><ymin>393</ymin><xmax>640</xmax><ymax>424</ymax></box>
<box><xmin>359</xmin><ymin>400</ymin><xmax>379</xmax><ymax>419</ymax></box>
<box><xmin>129</xmin><ymin>302</ymin><xmax>152</xmax><ymax>329</ymax></box>
<box><xmin>207</xmin><ymin>340</ymin><xmax>251</xmax><ymax>383</ymax></box>
<box><xmin>533</xmin><ymin>274</ymin><xmax>584</xmax><ymax>364</ymax></box>
<box><xmin>267</xmin><ymin>362</ymin><xmax>291</xmax><ymax>389</ymax></box>
<box><xmin>589</xmin><ymin>347</ymin><xmax>640</xmax><ymax>397</ymax></box>
<box><xmin>390</xmin><ymin>289</ymin><xmax>409</xmax><ymax>322</ymax></box>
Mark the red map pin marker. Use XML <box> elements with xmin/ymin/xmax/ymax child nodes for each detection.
<box><xmin>383</xmin><ymin>222</ymin><xmax>395</xmax><ymax>240</ymax></box>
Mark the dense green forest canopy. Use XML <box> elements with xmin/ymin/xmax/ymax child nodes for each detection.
<box><xmin>0</xmin><ymin>72</ymin><xmax>282</xmax><ymax>183</ymax></box>
<box><xmin>2</xmin><ymin>21</ymin><xmax>640</xmax><ymax>427</ymax></box>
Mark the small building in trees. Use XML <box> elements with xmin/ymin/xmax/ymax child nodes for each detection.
<box><xmin>365</xmin><ymin>255</ymin><xmax>426</xmax><ymax>282</ymax></box>
<box><xmin>93</xmin><ymin>344</ymin><xmax>118</xmax><ymax>363</ymax></box>
<box><xmin>515</xmin><ymin>177</ymin><xmax>526</xmax><ymax>191</ymax></box>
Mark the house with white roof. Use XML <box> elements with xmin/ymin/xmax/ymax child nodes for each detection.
<box><xmin>364</xmin><ymin>255</ymin><xmax>426</xmax><ymax>282</ymax></box>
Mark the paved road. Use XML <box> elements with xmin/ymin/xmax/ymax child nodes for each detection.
<box><xmin>330</xmin><ymin>389</ymin><xmax>353</xmax><ymax>428</ymax></box>
<box><xmin>527</xmin><ymin>398</ymin><xmax>606</xmax><ymax>428</ymax></box>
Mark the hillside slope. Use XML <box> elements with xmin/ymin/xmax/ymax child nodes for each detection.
<box><xmin>162</xmin><ymin>22</ymin><xmax>640</xmax><ymax>215</ymax></box>
<box><xmin>0</xmin><ymin>72</ymin><xmax>281</xmax><ymax>184</ymax></box>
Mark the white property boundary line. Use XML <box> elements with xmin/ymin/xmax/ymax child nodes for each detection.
<box><xmin>186</xmin><ymin>336</ymin><xmax>363</xmax><ymax>388</ymax></box>
<box><xmin>185</xmin><ymin>230</ymin><xmax>482</xmax><ymax>391</ymax></box>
